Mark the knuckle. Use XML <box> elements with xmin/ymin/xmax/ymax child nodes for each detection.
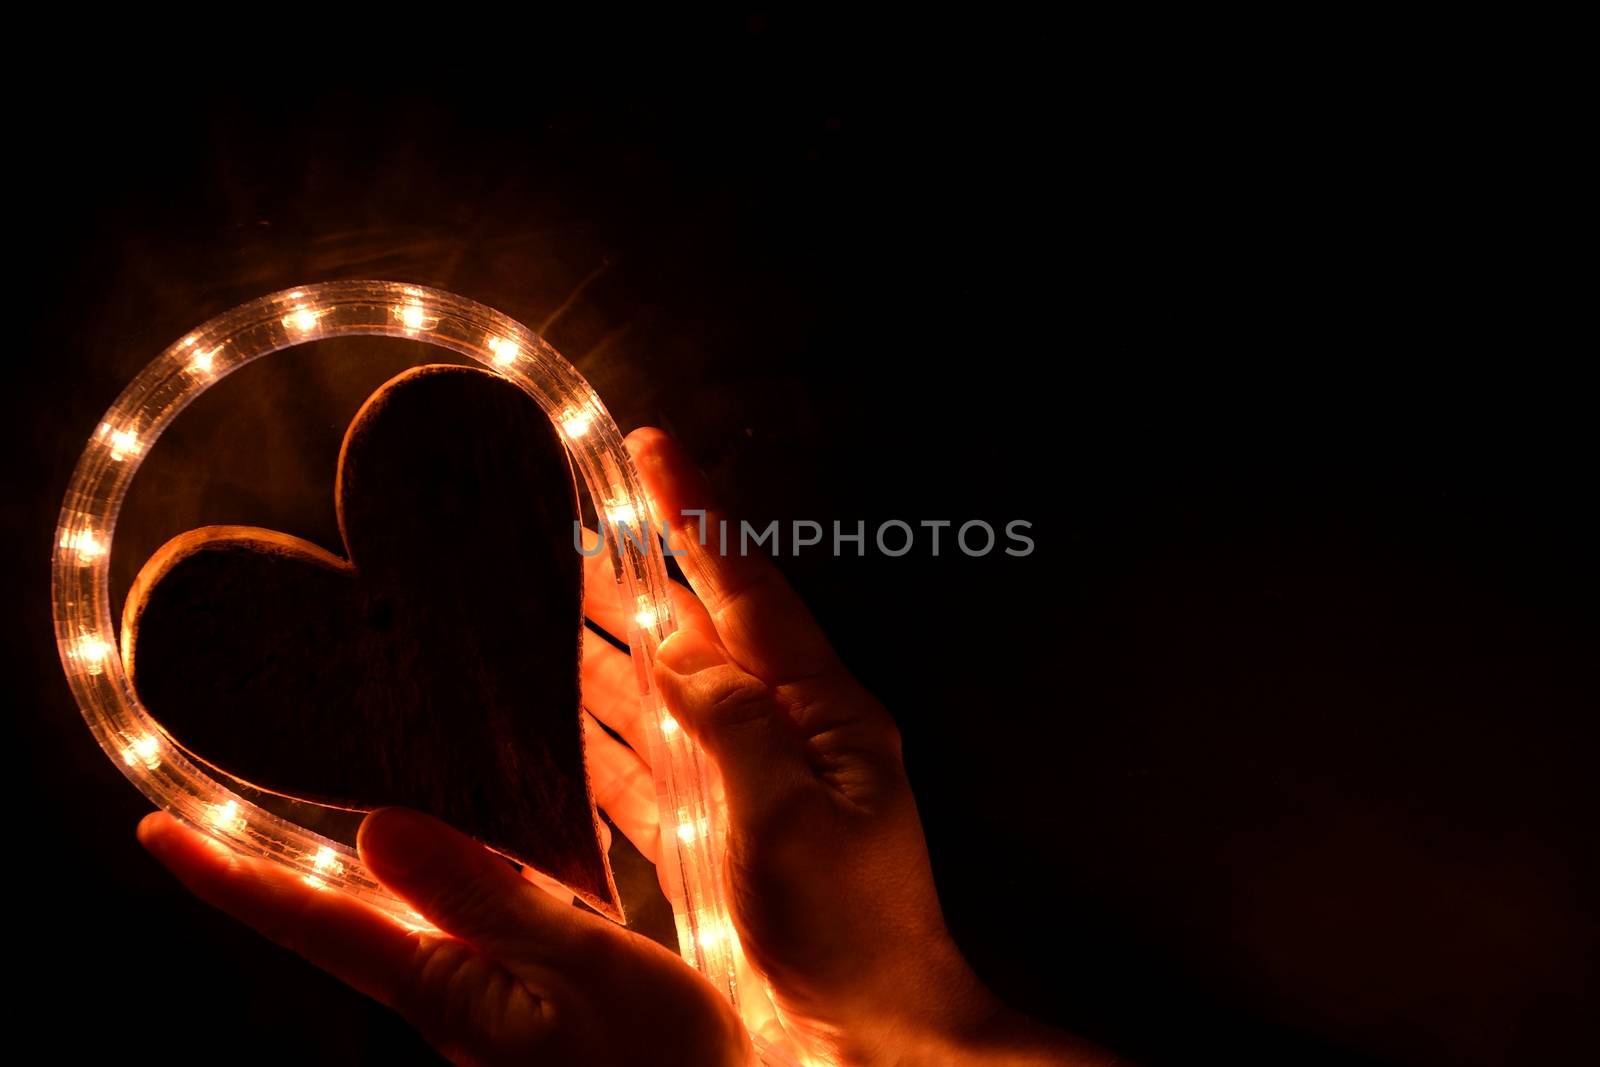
<box><xmin>703</xmin><ymin>672</ymin><xmax>777</xmax><ymax>727</ymax></box>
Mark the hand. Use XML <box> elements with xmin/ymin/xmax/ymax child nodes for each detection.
<box><xmin>136</xmin><ymin>808</ymin><xmax>749</xmax><ymax>1066</ymax></box>
<box><xmin>587</xmin><ymin>428</ymin><xmax>1116</xmax><ymax>1066</ymax></box>
<box><xmin>137</xmin><ymin>426</ymin><xmax>1115</xmax><ymax>1067</ymax></box>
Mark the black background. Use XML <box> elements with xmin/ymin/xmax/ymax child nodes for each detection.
<box><xmin>8</xmin><ymin>18</ymin><xmax>1593</xmax><ymax>1067</ymax></box>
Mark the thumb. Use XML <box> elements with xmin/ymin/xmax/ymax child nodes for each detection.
<box><xmin>655</xmin><ymin>628</ymin><xmax>815</xmax><ymax>817</ymax></box>
<box><xmin>358</xmin><ymin>807</ymin><xmax>589</xmax><ymax>961</ymax></box>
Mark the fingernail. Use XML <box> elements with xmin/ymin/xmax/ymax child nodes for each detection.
<box><xmin>657</xmin><ymin>630</ymin><xmax>726</xmax><ymax>675</ymax></box>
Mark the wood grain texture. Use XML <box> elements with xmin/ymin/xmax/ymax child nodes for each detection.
<box><xmin>122</xmin><ymin>365</ymin><xmax>621</xmax><ymax>920</ymax></box>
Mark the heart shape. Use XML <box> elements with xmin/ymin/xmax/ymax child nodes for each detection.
<box><xmin>121</xmin><ymin>365</ymin><xmax>621</xmax><ymax>920</ymax></box>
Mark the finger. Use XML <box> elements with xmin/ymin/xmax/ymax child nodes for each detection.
<box><xmin>583</xmin><ymin>712</ymin><xmax>660</xmax><ymax>864</ymax></box>
<box><xmin>137</xmin><ymin>812</ymin><xmax>428</xmax><ymax>1010</ymax></box>
<box><xmin>358</xmin><ymin>807</ymin><xmax>591</xmax><ymax>963</ymax></box>
<box><xmin>582</xmin><ymin>628</ymin><xmax>655</xmax><ymax>764</ymax></box>
<box><xmin>581</xmin><ymin>529</ymin><xmax>715</xmax><ymax>644</ymax></box>
<box><xmin>625</xmin><ymin>428</ymin><xmax>839</xmax><ymax>686</ymax></box>
<box><xmin>654</xmin><ymin>628</ymin><xmax>814</xmax><ymax>820</ymax></box>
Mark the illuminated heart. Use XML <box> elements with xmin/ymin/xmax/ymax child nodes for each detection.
<box><xmin>121</xmin><ymin>365</ymin><xmax>621</xmax><ymax>920</ymax></box>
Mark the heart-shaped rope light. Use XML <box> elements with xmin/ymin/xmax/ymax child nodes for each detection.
<box><xmin>53</xmin><ymin>281</ymin><xmax>800</xmax><ymax>1064</ymax></box>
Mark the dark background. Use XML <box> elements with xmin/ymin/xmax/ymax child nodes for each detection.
<box><xmin>8</xmin><ymin>18</ymin><xmax>1593</xmax><ymax>1067</ymax></box>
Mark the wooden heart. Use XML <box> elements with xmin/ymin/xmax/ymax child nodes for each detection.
<box><xmin>121</xmin><ymin>365</ymin><xmax>622</xmax><ymax>920</ymax></box>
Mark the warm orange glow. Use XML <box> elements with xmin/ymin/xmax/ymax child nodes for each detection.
<box><xmin>209</xmin><ymin>799</ymin><xmax>243</xmax><ymax>831</ymax></box>
<box><xmin>56</xmin><ymin>281</ymin><xmax>766</xmax><ymax>1047</ymax></box>
<box><xmin>283</xmin><ymin>306</ymin><xmax>321</xmax><ymax>333</ymax></box>
<box><xmin>60</xmin><ymin>528</ymin><xmax>106</xmax><ymax>563</ymax></box>
<box><xmin>303</xmin><ymin>844</ymin><xmax>343</xmax><ymax>887</ymax></box>
<box><xmin>76</xmin><ymin>635</ymin><xmax>113</xmax><ymax>674</ymax></box>
<box><xmin>121</xmin><ymin>733</ymin><xmax>161</xmax><ymax>770</ymax></box>
<box><xmin>698</xmin><ymin>921</ymin><xmax>730</xmax><ymax>949</ymax></box>
<box><xmin>488</xmin><ymin>335</ymin><xmax>521</xmax><ymax>367</ymax></box>
<box><xmin>108</xmin><ymin>428</ymin><xmax>141</xmax><ymax>462</ymax></box>
<box><xmin>677</xmin><ymin>815</ymin><xmax>709</xmax><ymax>843</ymax></box>
<box><xmin>397</xmin><ymin>303</ymin><xmax>427</xmax><ymax>330</ymax></box>
<box><xmin>561</xmin><ymin>409</ymin><xmax>592</xmax><ymax>437</ymax></box>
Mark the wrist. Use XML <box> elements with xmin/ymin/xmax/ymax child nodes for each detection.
<box><xmin>848</xmin><ymin>943</ymin><xmax>1118</xmax><ymax>1067</ymax></box>
<box><xmin>931</xmin><ymin>1003</ymin><xmax>1121</xmax><ymax>1067</ymax></box>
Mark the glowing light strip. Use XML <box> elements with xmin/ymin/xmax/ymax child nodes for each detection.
<box><xmin>50</xmin><ymin>281</ymin><xmax>802</xmax><ymax>1065</ymax></box>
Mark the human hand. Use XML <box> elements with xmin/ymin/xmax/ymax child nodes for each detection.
<box><xmin>136</xmin><ymin>807</ymin><xmax>749</xmax><ymax>1066</ymax></box>
<box><xmin>136</xmin><ymin>425</ymin><xmax>1114</xmax><ymax>1067</ymax></box>
<box><xmin>583</xmin><ymin>428</ymin><xmax>1115</xmax><ymax>1066</ymax></box>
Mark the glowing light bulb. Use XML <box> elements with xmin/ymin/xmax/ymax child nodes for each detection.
<box><xmin>634</xmin><ymin>603</ymin><xmax>659</xmax><ymax>630</ymax></box>
<box><xmin>488</xmin><ymin>335</ymin><xmax>520</xmax><ymax>367</ymax></box>
<box><xmin>59</xmin><ymin>528</ymin><xmax>106</xmax><ymax>564</ymax></box>
<box><xmin>76</xmin><ymin>635</ymin><xmax>113</xmax><ymax>675</ymax></box>
<box><xmin>303</xmin><ymin>845</ymin><xmax>343</xmax><ymax>886</ymax></box>
<box><xmin>396</xmin><ymin>303</ymin><xmax>426</xmax><ymax>330</ymax></box>
<box><xmin>107</xmin><ymin>428</ymin><xmax>141</xmax><ymax>462</ymax></box>
<box><xmin>561</xmin><ymin>409</ymin><xmax>592</xmax><ymax>437</ymax></box>
<box><xmin>660</xmin><ymin>714</ymin><xmax>680</xmax><ymax>738</ymax></box>
<box><xmin>676</xmin><ymin>815</ymin><xmax>709</xmax><ymax>843</ymax></box>
<box><xmin>698</xmin><ymin>921</ymin><xmax>729</xmax><ymax>949</ymax></box>
<box><xmin>606</xmin><ymin>502</ymin><xmax>638</xmax><ymax>527</ymax></box>
<box><xmin>121</xmin><ymin>733</ymin><xmax>160</xmax><ymax>770</ymax></box>
<box><xmin>209</xmin><ymin>799</ymin><xmax>243</xmax><ymax>831</ymax></box>
<box><xmin>189</xmin><ymin>346</ymin><xmax>219</xmax><ymax>376</ymax></box>
<box><xmin>283</xmin><ymin>306</ymin><xmax>321</xmax><ymax>332</ymax></box>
